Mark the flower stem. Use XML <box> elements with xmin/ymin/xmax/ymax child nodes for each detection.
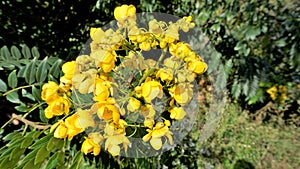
<box><xmin>3</xmin><ymin>83</ymin><xmax>41</xmax><ymax>96</ymax></box>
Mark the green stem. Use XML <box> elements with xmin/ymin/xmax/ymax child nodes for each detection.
<box><xmin>3</xmin><ymin>83</ymin><xmax>41</xmax><ymax>96</ymax></box>
<box><xmin>137</xmin><ymin>49</ymin><xmax>167</xmax><ymax>86</ymax></box>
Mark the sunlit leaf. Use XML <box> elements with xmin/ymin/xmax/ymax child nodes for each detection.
<box><xmin>0</xmin><ymin>78</ymin><xmax>7</xmax><ymax>92</ymax></box>
<box><xmin>8</xmin><ymin>70</ymin><xmax>18</xmax><ymax>88</ymax></box>
<box><xmin>22</xmin><ymin>45</ymin><xmax>32</xmax><ymax>59</ymax></box>
<box><xmin>11</xmin><ymin>46</ymin><xmax>21</xmax><ymax>59</ymax></box>
<box><xmin>36</xmin><ymin>57</ymin><xmax>48</xmax><ymax>82</ymax></box>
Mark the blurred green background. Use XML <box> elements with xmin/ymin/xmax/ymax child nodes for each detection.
<box><xmin>0</xmin><ymin>0</ymin><xmax>299</xmax><ymax>168</ymax></box>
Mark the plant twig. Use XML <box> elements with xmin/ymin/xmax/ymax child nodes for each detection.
<box><xmin>11</xmin><ymin>113</ymin><xmax>51</xmax><ymax>130</ymax></box>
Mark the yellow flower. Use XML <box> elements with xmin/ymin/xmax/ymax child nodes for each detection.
<box><xmin>127</xmin><ymin>97</ymin><xmax>141</xmax><ymax>112</ymax></box>
<box><xmin>60</xmin><ymin>61</ymin><xmax>76</xmax><ymax>85</ymax></box>
<box><xmin>169</xmin><ymin>42</ymin><xmax>191</xmax><ymax>59</ymax></box>
<box><xmin>187</xmin><ymin>60</ymin><xmax>208</xmax><ymax>74</ymax></box>
<box><xmin>97</xmin><ymin>104</ymin><xmax>120</xmax><ymax>121</ymax></box>
<box><xmin>139</xmin><ymin>41</ymin><xmax>152</xmax><ymax>51</ymax></box>
<box><xmin>169</xmin><ymin>83</ymin><xmax>193</xmax><ymax>106</ymax></box>
<box><xmin>144</xmin><ymin>119</ymin><xmax>155</xmax><ymax>128</ymax></box>
<box><xmin>164</xmin><ymin>24</ymin><xmax>179</xmax><ymax>43</ymax></box>
<box><xmin>169</xmin><ymin>107</ymin><xmax>186</xmax><ymax>120</ymax></box>
<box><xmin>177</xmin><ymin>69</ymin><xmax>195</xmax><ymax>82</ymax></box>
<box><xmin>267</xmin><ymin>86</ymin><xmax>277</xmax><ymax>101</ymax></box>
<box><xmin>105</xmin><ymin>134</ymin><xmax>130</xmax><ymax>156</ymax></box>
<box><xmin>65</xmin><ymin>113</ymin><xmax>84</xmax><ymax>140</ymax></box>
<box><xmin>90</xmin><ymin>27</ymin><xmax>105</xmax><ymax>41</ymax></box>
<box><xmin>41</xmin><ymin>81</ymin><xmax>60</xmax><ymax>103</ymax></box>
<box><xmin>53</xmin><ymin>121</ymin><xmax>68</xmax><ymax>139</ymax></box>
<box><xmin>44</xmin><ymin>96</ymin><xmax>71</xmax><ymax>119</ymax></box>
<box><xmin>163</xmin><ymin>56</ymin><xmax>181</xmax><ymax>69</ymax></box>
<box><xmin>141</xmin><ymin>78</ymin><xmax>163</xmax><ymax>103</ymax></box>
<box><xmin>72</xmin><ymin>69</ymin><xmax>97</xmax><ymax>94</ymax></box>
<box><xmin>114</xmin><ymin>4</ymin><xmax>136</xmax><ymax>21</ymax></box>
<box><xmin>142</xmin><ymin>121</ymin><xmax>173</xmax><ymax>150</ymax></box>
<box><xmin>81</xmin><ymin>133</ymin><xmax>103</xmax><ymax>156</ymax></box>
<box><xmin>94</xmin><ymin>78</ymin><xmax>110</xmax><ymax>102</ymax></box>
<box><xmin>91</xmin><ymin>50</ymin><xmax>116</xmax><ymax>73</ymax></box>
<box><xmin>76</xmin><ymin>109</ymin><xmax>95</xmax><ymax>129</ymax></box>
<box><xmin>141</xmin><ymin>104</ymin><xmax>156</xmax><ymax>119</ymax></box>
<box><xmin>156</xmin><ymin>68</ymin><xmax>173</xmax><ymax>82</ymax></box>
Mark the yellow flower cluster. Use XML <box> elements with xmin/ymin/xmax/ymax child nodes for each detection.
<box><xmin>41</xmin><ymin>4</ymin><xmax>208</xmax><ymax>156</ymax></box>
<box><xmin>266</xmin><ymin>85</ymin><xmax>287</xmax><ymax>104</ymax></box>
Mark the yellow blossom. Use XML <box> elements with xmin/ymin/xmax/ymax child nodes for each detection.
<box><xmin>127</xmin><ymin>97</ymin><xmax>141</xmax><ymax>112</ymax></box>
<box><xmin>97</xmin><ymin>104</ymin><xmax>120</xmax><ymax>121</ymax></box>
<box><xmin>54</xmin><ymin>122</ymin><xmax>68</xmax><ymax>139</ymax></box>
<box><xmin>81</xmin><ymin>133</ymin><xmax>103</xmax><ymax>156</ymax></box>
<box><xmin>141</xmin><ymin>78</ymin><xmax>163</xmax><ymax>103</ymax></box>
<box><xmin>91</xmin><ymin>50</ymin><xmax>116</xmax><ymax>73</ymax></box>
<box><xmin>156</xmin><ymin>68</ymin><xmax>173</xmax><ymax>82</ymax></box>
<box><xmin>187</xmin><ymin>60</ymin><xmax>208</xmax><ymax>74</ymax></box>
<box><xmin>77</xmin><ymin>109</ymin><xmax>95</xmax><ymax>129</ymax></box>
<box><xmin>169</xmin><ymin>83</ymin><xmax>193</xmax><ymax>106</ymax></box>
<box><xmin>164</xmin><ymin>24</ymin><xmax>179</xmax><ymax>43</ymax></box>
<box><xmin>90</xmin><ymin>27</ymin><xmax>105</xmax><ymax>41</ymax></box>
<box><xmin>65</xmin><ymin>113</ymin><xmax>84</xmax><ymax>140</ymax></box>
<box><xmin>169</xmin><ymin>107</ymin><xmax>186</xmax><ymax>120</ymax></box>
<box><xmin>72</xmin><ymin>69</ymin><xmax>97</xmax><ymax>94</ymax></box>
<box><xmin>142</xmin><ymin>121</ymin><xmax>173</xmax><ymax>150</ymax></box>
<box><xmin>114</xmin><ymin>4</ymin><xmax>136</xmax><ymax>21</ymax></box>
<box><xmin>105</xmin><ymin>134</ymin><xmax>130</xmax><ymax>156</ymax></box>
<box><xmin>267</xmin><ymin>86</ymin><xmax>277</xmax><ymax>101</ymax></box>
<box><xmin>141</xmin><ymin>104</ymin><xmax>156</xmax><ymax>119</ymax></box>
<box><xmin>44</xmin><ymin>96</ymin><xmax>71</xmax><ymax>119</ymax></box>
<box><xmin>41</xmin><ymin>81</ymin><xmax>60</xmax><ymax>103</ymax></box>
<box><xmin>60</xmin><ymin>61</ymin><xmax>76</xmax><ymax>86</ymax></box>
<box><xmin>94</xmin><ymin>78</ymin><xmax>110</xmax><ymax>102</ymax></box>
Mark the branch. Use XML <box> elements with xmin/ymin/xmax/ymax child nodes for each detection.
<box><xmin>11</xmin><ymin>113</ymin><xmax>51</xmax><ymax>130</ymax></box>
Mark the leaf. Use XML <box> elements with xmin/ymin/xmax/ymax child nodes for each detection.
<box><xmin>24</xmin><ymin>58</ymin><xmax>36</xmax><ymax>84</ymax></box>
<box><xmin>22</xmin><ymin>89</ymin><xmax>35</xmax><ymax>101</ymax></box>
<box><xmin>56</xmin><ymin>151</ymin><xmax>65</xmax><ymax>166</ymax></box>
<box><xmin>31</xmin><ymin>46</ymin><xmax>40</xmax><ymax>59</ymax></box>
<box><xmin>34</xmin><ymin>146</ymin><xmax>50</xmax><ymax>164</ymax></box>
<box><xmin>9</xmin><ymin>147</ymin><xmax>26</xmax><ymax>161</ymax></box>
<box><xmin>1</xmin><ymin>46</ymin><xmax>11</xmax><ymax>60</ymax></box>
<box><xmin>39</xmin><ymin>108</ymin><xmax>48</xmax><ymax>123</ymax></box>
<box><xmin>0</xmin><ymin>157</ymin><xmax>17</xmax><ymax>169</ymax></box>
<box><xmin>245</xmin><ymin>27</ymin><xmax>261</xmax><ymax>40</ymax></box>
<box><xmin>6</xmin><ymin>91</ymin><xmax>21</xmax><ymax>104</ymax></box>
<box><xmin>15</xmin><ymin>104</ymin><xmax>29</xmax><ymax>112</ymax></box>
<box><xmin>15</xmin><ymin>148</ymin><xmax>39</xmax><ymax>169</ymax></box>
<box><xmin>45</xmin><ymin>153</ymin><xmax>58</xmax><ymax>169</ymax></box>
<box><xmin>2</xmin><ymin>132</ymin><xmax>22</xmax><ymax>141</ymax></box>
<box><xmin>30</xmin><ymin>134</ymin><xmax>52</xmax><ymax>149</ymax></box>
<box><xmin>36</xmin><ymin>57</ymin><xmax>48</xmax><ymax>82</ymax></box>
<box><xmin>11</xmin><ymin>46</ymin><xmax>21</xmax><ymax>59</ymax></box>
<box><xmin>215</xmin><ymin>65</ymin><xmax>226</xmax><ymax>92</ymax></box>
<box><xmin>23</xmin><ymin>158</ymin><xmax>42</xmax><ymax>169</ymax></box>
<box><xmin>232</xmin><ymin>79</ymin><xmax>241</xmax><ymax>99</ymax></box>
<box><xmin>17</xmin><ymin>66</ymin><xmax>26</xmax><ymax>78</ymax></box>
<box><xmin>49</xmin><ymin>59</ymin><xmax>62</xmax><ymax>78</ymax></box>
<box><xmin>46</xmin><ymin>137</ymin><xmax>64</xmax><ymax>151</ymax></box>
<box><xmin>21</xmin><ymin>137</ymin><xmax>34</xmax><ymax>148</ymax></box>
<box><xmin>22</xmin><ymin>45</ymin><xmax>32</xmax><ymax>59</ymax></box>
<box><xmin>0</xmin><ymin>79</ymin><xmax>7</xmax><ymax>92</ymax></box>
<box><xmin>243</xmin><ymin>79</ymin><xmax>249</xmax><ymax>96</ymax></box>
<box><xmin>8</xmin><ymin>70</ymin><xmax>18</xmax><ymax>88</ymax></box>
<box><xmin>32</xmin><ymin>86</ymin><xmax>42</xmax><ymax>101</ymax></box>
<box><xmin>207</xmin><ymin>51</ymin><xmax>221</xmax><ymax>74</ymax></box>
<box><xmin>69</xmin><ymin>152</ymin><xmax>84</xmax><ymax>169</ymax></box>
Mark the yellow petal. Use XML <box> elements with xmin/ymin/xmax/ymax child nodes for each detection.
<box><xmin>142</xmin><ymin>132</ymin><xmax>152</xmax><ymax>142</ymax></box>
<box><xmin>108</xmin><ymin>144</ymin><xmax>120</xmax><ymax>156</ymax></box>
<box><xmin>150</xmin><ymin>137</ymin><xmax>162</xmax><ymax>150</ymax></box>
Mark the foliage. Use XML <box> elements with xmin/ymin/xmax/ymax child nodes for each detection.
<box><xmin>0</xmin><ymin>0</ymin><xmax>299</xmax><ymax>168</ymax></box>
